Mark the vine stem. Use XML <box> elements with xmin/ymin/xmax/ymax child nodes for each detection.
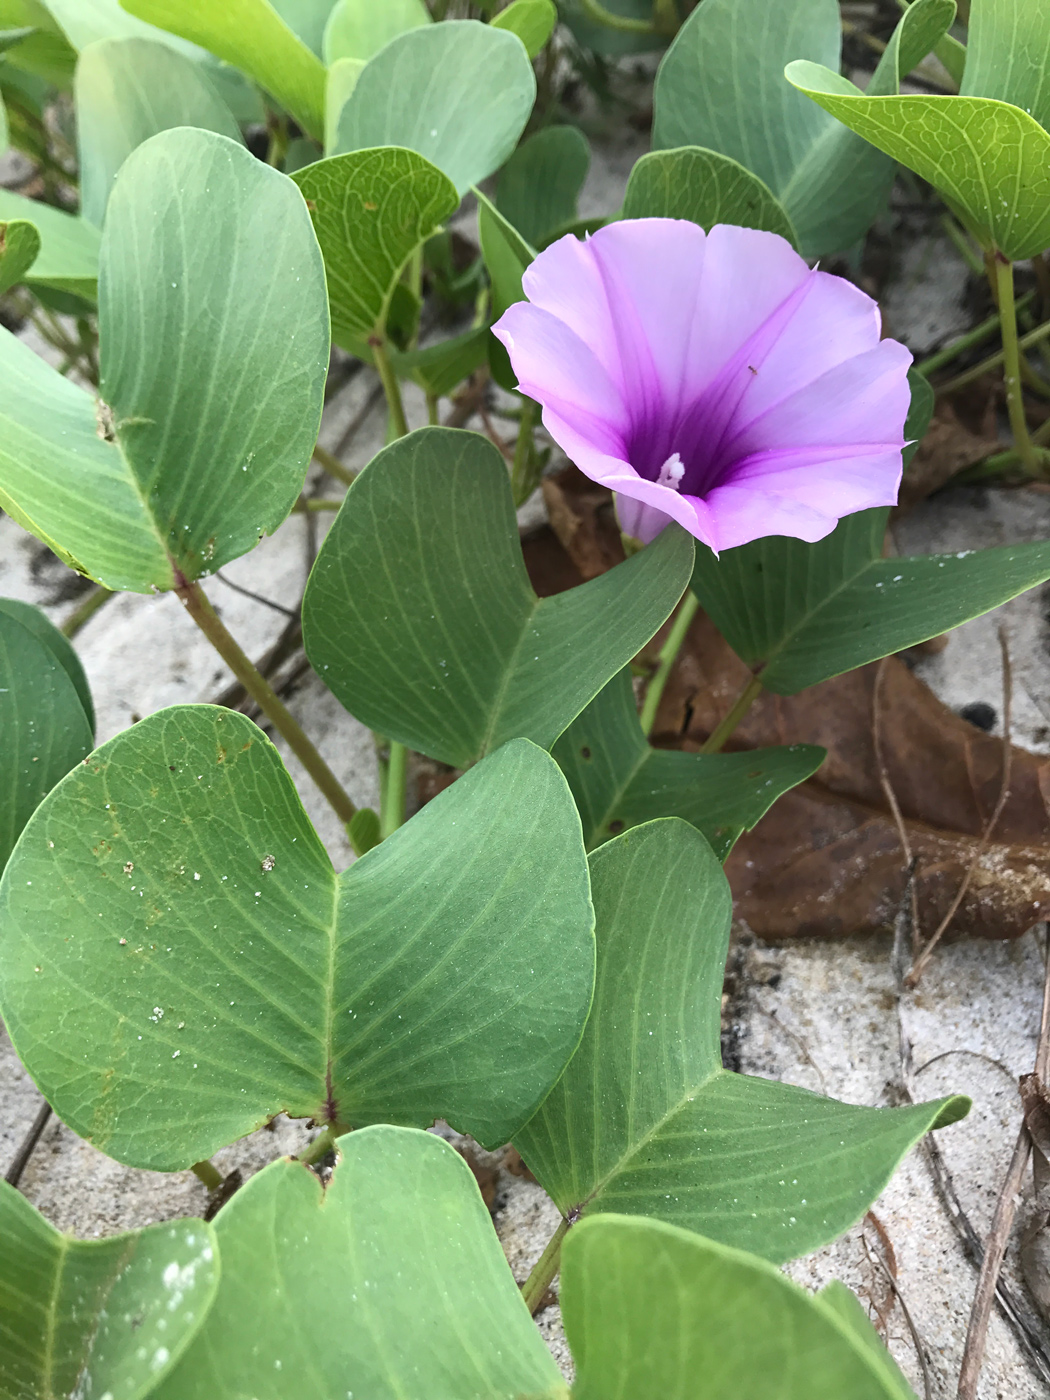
<box><xmin>174</xmin><ymin>576</ymin><xmax>359</xmax><ymax>835</ymax></box>
<box><xmin>521</xmin><ymin>1217</ymin><xmax>571</xmax><ymax>1315</ymax></box>
<box><xmin>992</xmin><ymin>253</ymin><xmax>1046</xmax><ymax>479</ymax></box>
<box><xmin>62</xmin><ymin>585</ymin><xmax>114</xmax><ymax>639</ymax></box>
<box><xmin>510</xmin><ymin>397</ymin><xmax>538</xmax><ymax>506</ymax></box>
<box><xmin>312</xmin><ymin>443</ymin><xmax>357</xmax><ymax>488</ymax></box>
<box><xmin>578</xmin><ymin>0</ymin><xmax>655</xmax><ymax>31</ymax></box>
<box><xmin>191</xmin><ymin>1159</ymin><xmax>224</xmax><ymax>1191</ymax></box>
<box><xmin>914</xmin><ymin>292</ymin><xmax>1033</xmax><ymax>377</ymax></box>
<box><xmin>370</xmin><ymin>336</ymin><xmax>409</xmax><ymax>440</ymax></box>
<box><xmin>640</xmin><ymin>592</ymin><xmax>699</xmax><ymax>736</ymax></box>
<box><xmin>935</xmin><ymin>310</ymin><xmax>1050</xmax><ymax>395</ymax></box>
<box><xmin>700</xmin><ymin>673</ymin><xmax>764</xmax><ymax>755</ymax></box>
<box><xmin>380</xmin><ymin>742</ymin><xmax>407</xmax><ymax>839</ymax></box>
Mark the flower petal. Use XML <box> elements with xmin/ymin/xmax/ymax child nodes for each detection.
<box><xmin>701</xmin><ymin>483</ymin><xmax>842</xmax><ymax>552</ymax></box>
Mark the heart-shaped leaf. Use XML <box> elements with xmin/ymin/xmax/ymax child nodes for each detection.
<box><xmin>653</xmin><ymin>0</ymin><xmax>953</xmax><ymax>257</ymax></box>
<box><xmin>291</xmin><ymin>148</ymin><xmax>458</xmax><ymax>345</ymax></box>
<box><xmin>785</xmin><ymin>68</ymin><xmax>1050</xmax><ymax>261</ymax></box>
<box><xmin>621</xmin><ymin>146</ymin><xmax>797</xmax><ymax>245</ymax></box>
<box><xmin>497</xmin><ymin>125</ymin><xmax>590</xmax><ymax>247</ymax></box>
<box><xmin>551</xmin><ymin>668</ymin><xmax>823</xmax><ymax>856</ymax></box>
<box><xmin>691</xmin><ymin>508</ymin><xmax>1050</xmax><ymax>695</ymax></box>
<box><xmin>0</xmin><ymin>190</ymin><xmax>99</xmax><ymax>296</ymax></box>
<box><xmin>323</xmin><ymin>0</ymin><xmax>430</xmax><ymax>63</ymax></box>
<box><xmin>0</xmin><ymin>127</ymin><xmax>329</xmax><ymax>594</ymax></box>
<box><xmin>516</xmin><ymin>820</ymin><xmax>968</xmax><ymax>1261</ymax></box>
<box><xmin>152</xmin><ymin>1127</ymin><xmax>564</xmax><ymax>1400</ymax></box>
<box><xmin>75</xmin><ymin>37</ymin><xmax>242</xmax><ymax>227</ymax></box>
<box><xmin>333</xmin><ymin>21</ymin><xmax>536</xmax><ymax>196</ymax></box>
<box><xmin>491</xmin><ymin>0</ymin><xmax>556</xmax><ymax>58</ymax></box>
<box><xmin>302</xmin><ymin>427</ymin><xmax>694</xmax><ymax>769</ymax></box>
<box><xmin>0</xmin><ymin>708</ymin><xmax>594</xmax><ymax>1169</ymax></box>
<box><xmin>0</xmin><ymin>1179</ymin><xmax>218</xmax><ymax>1400</ymax></box>
<box><xmin>0</xmin><ymin>216</ymin><xmax>40</xmax><ymax>293</ymax></box>
<box><xmin>563</xmin><ymin>1215</ymin><xmax>918</xmax><ymax>1399</ymax></box>
<box><xmin>121</xmin><ymin>0</ymin><xmax>326</xmax><ymax>140</ymax></box>
<box><xmin>0</xmin><ymin>601</ymin><xmax>93</xmax><ymax>871</ymax></box>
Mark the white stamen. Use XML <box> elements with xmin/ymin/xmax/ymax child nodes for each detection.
<box><xmin>657</xmin><ymin>452</ymin><xmax>685</xmax><ymax>491</ymax></box>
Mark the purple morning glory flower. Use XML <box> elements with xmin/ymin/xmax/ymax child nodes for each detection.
<box><xmin>492</xmin><ymin>219</ymin><xmax>913</xmax><ymax>552</ymax></box>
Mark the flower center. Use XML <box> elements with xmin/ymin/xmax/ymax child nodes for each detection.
<box><xmin>656</xmin><ymin>452</ymin><xmax>685</xmax><ymax>491</ymax></box>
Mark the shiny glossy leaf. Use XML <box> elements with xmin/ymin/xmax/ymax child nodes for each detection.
<box><xmin>303</xmin><ymin>427</ymin><xmax>694</xmax><ymax>769</ymax></box>
<box><xmin>0</xmin><ymin>709</ymin><xmax>594</xmax><ymax>1168</ymax></box>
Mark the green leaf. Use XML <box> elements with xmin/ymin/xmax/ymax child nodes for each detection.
<box><xmin>0</xmin><ymin>216</ymin><xmax>40</xmax><ymax>293</ymax></box>
<box><xmin>961</xmin><ymin>0</ymin><xmax>1050</xmax><ymax>129</ymax></box>
<box><xmin>0</xmin><ymin>26</ymin><xmax>35</xmax><ymax>54</ymax></box>
<box><xmin>551</xmin><ymin>668</ymin><xmax>822</xmax><ymax>857</ymax></box>
<box><xmin>390</xmin><ymin>324</ymin><xmax>490</xmax><ymax>397</ymax></box>
<box><xmin>302</xmin><ymin>427</ymin><xmax>694</xmax><ymax>769</ymax></box>
<box><xmin>76</xmin><ymin>37</ymin><xmax>242</xmax><ymax>227</ymax></box>
<box><xmin>692</xmin><ymin>508</ymin><xmax>1050</xmax><ymax>695</ymax></box>
<box><xmin>562</xmin><ymin>1215</ymin><xmax>919</xmax><ymax>1399</ymax></box>
<box><xmin>0</xmin><ymin>88</ymin><xmax>7</xmax><ymax>153</ymax></box>
<box><xmin>0</xmin><ymin>190</ymin><xmax>99</xmax><ymax>297</ymax></box>
<box><xmin>0</xmin><ymin>1178</ymin><xmax>218</xmax><ymax>1400</ymax></box>
<box><xmin>153</xmin><ymin>1127</ymin><xmax>564</xmax><ymax>1400</ymax></box>
<box><xmin>0</xmin><ymin>595</ymin><xmax>94</xmax><ymax>728</ymax></box>
<box><xmin>0</xmin><ymin>709</ymin><xmax>594</xmax><ymax>1168</ymax></box>
<box><xmin>477</xmin><ymin>188</ymin><xmax>535</xmax><ymax>389</ymax></box>
<box><xmin>560</xmin><ymin>0</ymin><xmax>664</xmax><ymax>58</ymax></box>
<box><xmin>269</xmin><ymin>0</ymin><xmax>338</xmax><ymax>57</ymax></box>
<box><xmin>291</xmin><ymin>147</ymin><xmax>457</xmax><ymax>343</ymax></box>
<box><xmin>652</xmin><ymin>0</ymin><xmax>897</xmax><ymax>257</ymax></box>
<box><xmin>44</xmin><ymin>0</ymin><xmax>201</xmax><ymax>53</ymax></box>
<box><xmin>0</xmin><ymin>128</ymin><xmax>329</xmax><ymax>594</ymax></box>
<box><xmin>0</xmin><ymin>604</ymin><xmax>93</xmax><ymax>871</ymax></box>
<box><xmin>490</xmin><ymin>0</ymin><xmax>557</xmax><ymax>58</ymax></box>
<box><xmin>333</xmin><ymin>21</ymin><xmax>537</xmax><ymax>196</ymax></box>
<box><xmin>816</xmin><ymin>1281</ymin><xmax>917</xmax><ymax>1399</ymax></box>
<box><xmin>621</xmin><ymin>146</ymin><xmax>798</xmax><ymax>246</ymax></box>
<box><xmin>323</xmin><ymin>54</ymin><xmax>362</xmax><ymax>153</ymax></box>
<box><xmin>497</xmin><ymin>125</ymin><xmax>590</xmax><ymax>247</ymax></box>
<box><xmin>121</xmin><ymin>0</ymin><xmax>326</xmax><ymax>140</ymax></box>
<box><xmin>866</xmin><ymin>0</ymin><xmax>957</xmax><ymax>98</ymax></box>
<box><xmin>322</xmin><ymin>0</ymin><xmax>429</xmax><ymax>63</ymax></box>
<box><xmin>785</xmin><ymin>64</ymin><xmax>1050</xmax><ymax>261</ymax></box>
<box><xmin>515</xmin><ymin>821</ymin><xmax>968</xmax><ymax>1261</ymax></box>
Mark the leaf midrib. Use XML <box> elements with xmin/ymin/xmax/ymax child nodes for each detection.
<box><xmin>753</xmin><ymin>546</ymin><xmax>879</xmax><ymax>676</ymax></box>
<box><xmin>478</xmin><ymin>594</ymin><xmax>544</xmax><ymax>757</ymax></box>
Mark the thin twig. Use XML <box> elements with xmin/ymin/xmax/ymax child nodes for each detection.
<box><xmin>214</xmin><ymin>571</ymin><xmax>299</xmax><ymax>619</ymax></box>
<box><xmin>862</xmin><ymin>1213</ymin><xmax>934</xmax><ymax>1400</ymax></box>
<box><xmin>874</xmin><ymin>658</ymin><xmax>921</xmax><ymax>954</ymax></box>
<box><xmin>908</xmin><ymin>625</ymin><xmax>1013</xmax><ymax>984</ymax></box>
<box><xmin>751</xmin><ymin>1000</ymin><xmax>828</xmax><ymax>1095</ymax></box>
<box><xmin>957</xmin><ymin>938</ymin><xmax>1050</xmax><ymax>1399</ymax></box>
<box><xmin>5</xmin><ymin>1101</ymin><xmax>52</xmax><ymax>1188</ymax></box>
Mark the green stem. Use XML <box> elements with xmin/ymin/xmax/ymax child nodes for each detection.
<box><xmin>939</xmin><ymin>214</ymin><xmax>985</xmax><ymax>276</ymax></box>
<box><xmin>380</xmin><ymin>742</ymin><xmax>407</xmax><ymax>839</ymax></box>
<box><xmin>175</xmin><ymin>578</ymin><xmax>360</xmax><ymax>835</ymax></box>
<box><xmin>935</xmin><ymin>311</ymin><xmax>1050</xmax><ymax>395</ymax></box>
<box><xmin>510</xmin><ymin>397</ymin><xmax>538</xmax><ymax>506</ymax></box>
<box><xmin>700</xmin><ymin>673</ymin><xmax>764</xmax><ymax>755</ymax></box>
<box><xmin>521</xmin><ymin>1217</ymin><xmax>570</xmax><ymax>1315</ymax></box>
<box><xmin>578</xmin><ymin>0</ymin><xmax>655</xmax><ymax>31</ymax></box>
<box><xmin>292</xmin><ymin>497</ymin><xmax>343</xmax><ymax>512</ymax></box>
<box><xmin>191</xmin><ymin>1159</ymin><xmax>224</xmax><ymax>1191</ymax></box>
<box><xmin>300</xmin><ymin>1125</ymin><xmax>340</xmax><ymax>1165</ymax></box>
<box><xmin>992</xmin><ymin>254</ymin><xmax>1044</xmax><ymax>478</ymax></box>
<box><xmin>312</xmin><ymin>443</ymin><xmax>357</xmax><ymax>488</ymax></box>
<box><xmin>61</xmin><ymin>584</ymin><xmax>114</xmax><ymax>638</ymax></box>
<box><xmin>640</xmin><ymin>593</ymin><xmax>699</xmax><ymax>736</ymax></box>
<box><xmin>371</xmin><ymin>337</ymin><xmax>409</xmax><ymax>440</ymax></box>
<box><xmin>915</xmin><ymin>293</ymin><xmax>1033</xmax><ymax>377</ymax></box>
<box><xmin>426</xmin><ymin>392</ymin><xmax>440</xmax><ymax>426</ymax></box>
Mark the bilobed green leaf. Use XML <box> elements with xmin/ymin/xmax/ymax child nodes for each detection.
<box><xmin>621</xmin><ymin>146</ymin><xmax>797</xmax><ymax>246</ymax></box>
<box><xmin>0</xmin><ymin>1179</ymin><xmax>218</xmax><ymax>1400</ymax></box>
<box><xmin>45</xmin><ymin>0</ymin><xmax>200</xmax><ymax>53</ymax></box>
<box><xmin>334</xmin><ymin>21</ymin><xmax>536</xmax><ymax>196</ymax></box>
<box><xmin>961</xmin><ymin>0</ymin><xmax>1050</xmax><ymax>129</ymax></box>
<box><xmin>303</xmin><ymin>427</ymin><xmax>694</xmax><ymax>769</ymax></box>
<box><xmin>551</xmin><ymin>668</ymin><xmax>822</xmax><ymax>856</ymax></box>
<box><xmin>0</xmin><ymin>127</ymin><xmax>329</xmax><ymax>594</ymax></box>
<box><xmin>562</xmin><ymin>1215</ymin><xmax>920</xmax><ymax>1399</ymax></box>
<box><xmin>390</xmin><ymin>324</ymin><xmax>490</xmax><ymax>397</ymax></box>
<box><xmin>0</xmin><ymin>189</ymin><xmax>99</xmax><ymax>296</ymax></box>
<box><xmin>152</xmin><ymin>1128</ymin><xmax>564</xmax><ymax>1400</ymax></box>
<box><xmin>497</xmin><ymin>125</ymin><xmax>590</xmax><ymax>247</ymax></box>
<box><xmin>515</xmin><ymin>821</ymin><xmax>968</xmax><ymax>1261</ymax></box>
<box><xmin>652</xmin><ymin>0</ymin><xmax>953</xmax><ymax>256</ymax></box>
<box><xmin>0</xmin><ymin>604</ymin><xmax>93</xmax><ymax>871</ymax></box>
<box><xmin>121</xmin><ymin>0</ymin><xmax>326</xmax><ymax>140</ymax></box>
<box><xmin>291</xmin><ymin>147</ymin><xmax>457</xmax><ymax>343</ymax></box>
<box><xmin>786</xmin><ymin>65</ymin><xmax>1050</xmax><ymax>261</ymax></box>
<box><xmin>322</xmin><ymin>0</ymin><xmax>429</xmax><ymax>63</ymax></box>
<box><xmin>477</xmin><ymin>189</ymin><xmax>535</xmax><ymax>389</ymax></box>
<box><xmin>0</xmin><ymin>709</ymin><xmax>594</xmax><ymax>1168</ymax></box>
<box><xmin>76</xmin><ymin>37</ymin><xmax>242</xmax><ymax>227</ymax></box>
<box><xmin>490</xmin><ymin>0</ymin><xmax>557</xmax><ymax>58</ymax></box>
<box><xmin>692</xmin><ymin>508</ymin><xmax>1050</xmax><ymax>695</ymax></box>
<box><xmin>0</xmin><ymin>216</ymin><xmax>39</xmax><ymax>293</ymax></box>
<box><xmin>0</xmin><ymin>596</ymin><xmax>94</xmax><ymax>728</ymax></box>
<box><xmin>866</xmin><ymin>0</ymin><xmax>957</xmax><ymax>97</ymax></box>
